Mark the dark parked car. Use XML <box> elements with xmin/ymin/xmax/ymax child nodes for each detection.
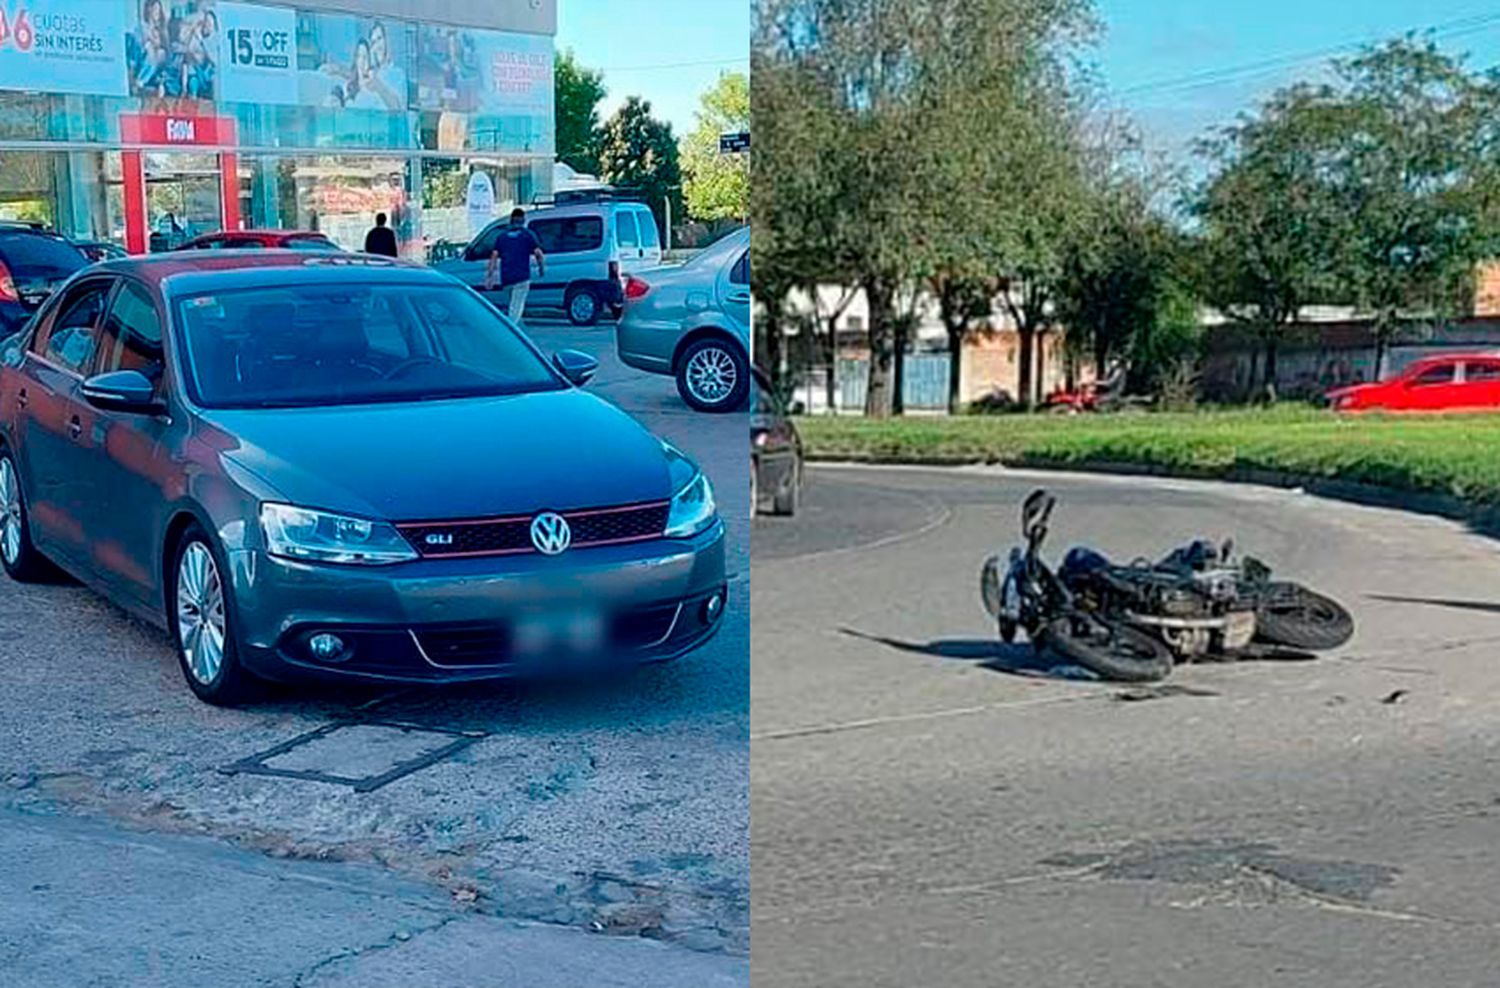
<box><xmin>0</xmin><ymin>225</ymin><xmax>89</xmax><ymax>339</ymax></box>
<box><xmin>0</xmin><ymin>251</ymin><xmax>726</xmax><ymax>705</ymax></box>
<box><xmin>752</xmin><ymin>368</ymin><xmax>803</xmax><ymax>516</ymax></box>
<box><xmin>175</xmin><ymin>230</ymin><xmax>340</xmax><ymax>252</ymax></box>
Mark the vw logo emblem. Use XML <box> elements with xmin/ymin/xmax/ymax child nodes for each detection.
<box><xmin>530</xmin><ymin>512</ymin><xmax>572</xmax><ymax>555</ymax></box>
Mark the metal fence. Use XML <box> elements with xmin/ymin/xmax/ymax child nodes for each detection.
<box><xmin>825</xmin><ymin>354</ymin><xmax>950</xmax><ymax>412</ymax></box>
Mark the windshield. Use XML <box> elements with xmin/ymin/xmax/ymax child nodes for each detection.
<box><xmin>175</xmin><ymin>282</ymin><xmax>564</xmax><ymax>409</ymax></box>
<box><xmin>285</xmin><ymin>237</ymin><xmax>339</xmax><ymax>251</ymax></box>
<box><xmin>685</xmin><ymin>227</ymin><xmax>749</xmax><ymax>270</ymax></box>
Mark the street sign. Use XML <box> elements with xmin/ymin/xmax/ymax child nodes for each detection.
<box><xmin>719</xmin><ymin>131</ymin><xmax>750</xmax><ymax>154</ymax></box>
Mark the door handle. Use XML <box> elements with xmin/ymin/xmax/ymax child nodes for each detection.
<box><xmin>16</xmin><ymin>387</ymin><xmax>26</xmax><ymax>408</ymax></box>
<box><xmin>727</xmin><ymin>292</ymin><xmax>751</xmax><ymax>305</ymax></box>
<box><xmin>67</xmin><ymin>416</ymin><xmax>82</xmax><ymax>441</ymax></box>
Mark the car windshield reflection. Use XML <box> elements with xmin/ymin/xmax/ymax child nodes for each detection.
<box><xmin>176</xmin><ymin>283</ymin><xmax>564</xmax><ymax>409</ymax></box>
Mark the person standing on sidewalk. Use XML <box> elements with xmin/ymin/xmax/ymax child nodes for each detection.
<box><xmin>363</xmin><ymin>212</ymin><xmax>399</xmax><ymax>257</ymax></box>
<box><xmin>484</xmin><ymin>207</ymin><xmax>545</xmax><ymax>325</ymax></box>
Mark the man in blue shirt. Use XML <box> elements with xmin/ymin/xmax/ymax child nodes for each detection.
<box><xmin>483</xmin><ymin>208</ymin><xmax>546</xmax><ymax>325</ymax></box>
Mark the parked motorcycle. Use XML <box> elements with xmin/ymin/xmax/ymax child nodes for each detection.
<box><xmin>981</xmin><ymin>490</ymin><xmax>1354</xmax><ymax>682</ymax></box>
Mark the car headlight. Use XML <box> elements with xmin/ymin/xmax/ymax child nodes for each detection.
<box><xmin>664</xmin><ymin>471</ymin><xmax>718</xmax><ymax>538</ymax></box>
<box><xmin>260</xmin><ymin>503</ymin><xmax>418</xmax><ymax>565</ymax></box>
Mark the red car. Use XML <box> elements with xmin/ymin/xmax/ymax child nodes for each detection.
<box><xmin>174</xmin><ymin>230</ymin><xmax>340</xmax><ymax>252</ymax></box>
<box><xmin>1327</xmin><ymin>353</ymin><xmax>1500</xmax><ymax>412</ymax></box>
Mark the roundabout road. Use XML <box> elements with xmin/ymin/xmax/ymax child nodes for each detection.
<box><xmin>752</xmin><ymin>464</ymin><xmax>1500</xmax><ymax>988</ymax></box>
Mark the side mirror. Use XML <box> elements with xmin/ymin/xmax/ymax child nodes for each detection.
<box><xmin>552</xmin><ymin>349</ymin><xmax>599</xmax><ymax>387</ymax></box>
<box><xmin>81</xmin><ymin>370</ymin><xmax>162</xmax><ymax>414</ymax></box>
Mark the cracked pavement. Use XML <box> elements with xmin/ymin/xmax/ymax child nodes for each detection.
<box><xmin>752</xmin><ymin>465</ymin><xmax>1500</xmax><ymax>987</ymax></box>
<box><xmin>0</xmin><ymin>319</ymin><xmax>748</xmax><ymax>982</ymax></box>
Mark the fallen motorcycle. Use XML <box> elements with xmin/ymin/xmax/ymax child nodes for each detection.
<box><xmin>980</xmin><ymin>490</ymin><xmax>1355</xmax><ymax>682</ymax></box>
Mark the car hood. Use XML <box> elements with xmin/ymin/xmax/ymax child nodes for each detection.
<box><xmin>205</xmin><ymin>389</ymin><xmax>677</xmax><ymax>521</ymax></box>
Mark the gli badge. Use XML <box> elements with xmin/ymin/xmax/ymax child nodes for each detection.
<box><xmin>530</xmin><ymin>512</ymin><xmax>572</xmax><ymax>555</ymax></box>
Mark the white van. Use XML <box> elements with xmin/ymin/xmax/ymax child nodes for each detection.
<box><xmin>436</xmin><ymin>194</ymin><xmax>664</xmax><ymax>325</ymax></box>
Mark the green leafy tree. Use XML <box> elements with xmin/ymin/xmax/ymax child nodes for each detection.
<box><xmin>1193</xmin><ymin>36</ymin><xmax>1499</xmax><ymax>394</ymax></box>
<box><xmin>596</xmin><ymin>97</ymin><xmax>682</xmax><ymax>242</ymax></box>
<box><xmin>682</xmin><ymin>72</ymin><xmax>750</xmax><ymax>223</ymax></box>
<box><xmin>755</xmin><ymin>0</ymin><xmax>1095</xmax><ymax>416</ymax></box>
<box><xmin>1321</xmin><ymin>39</ymin><xmax>1498</xmax><ymax>374</ymax></box>
<box><xmin>555</xmin><ymin>50</ymin><xmax>607</xmax><ymax>174</ymax></box>
<box><xmin>1193</xmin><ymin>87</ymin><xmax>1344</xmax><ymax>398</ymax></box>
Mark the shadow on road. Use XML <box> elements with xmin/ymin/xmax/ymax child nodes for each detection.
<box><xmin>838</xmin><ymin>627</ymin><xmax>1095</xmax><ymax>680</ymax></box>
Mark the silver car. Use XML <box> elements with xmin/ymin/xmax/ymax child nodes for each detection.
<box><xmin>615</xmin><ymin>227</ymin><xmax>750</xmax><ymax>413</ymax></box>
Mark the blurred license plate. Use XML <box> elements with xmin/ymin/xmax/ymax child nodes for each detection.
<box><xmin>513</xmin><ymin>608</ymin><xmax>605</xmax><ymax>656</ymax></box>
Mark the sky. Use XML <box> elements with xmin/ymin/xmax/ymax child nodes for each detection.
<box><xmin>557</xmin><ymin>0</ymin><xmax>751</xmax><ymax>141</ymax></box>
<box><xmin>1092</xmin><ymin>0</ymin><xmax>1500</xmax><ymax>165</ymax></box>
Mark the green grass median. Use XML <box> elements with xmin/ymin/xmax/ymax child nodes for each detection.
<box><xmin>796</xmin><ymin>408</ymin><xmax>1500</xmax><ymax>507</ymax></box>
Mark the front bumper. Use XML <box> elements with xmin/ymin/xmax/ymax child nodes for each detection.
<box><xmin>227</xmin><ymin>521</ymin><xmax>727</xmax><ymax>683</ymax></box>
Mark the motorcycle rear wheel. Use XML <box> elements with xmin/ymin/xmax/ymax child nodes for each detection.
<box><xmin>1039</xmin><ymin>614</ymin><xmax>1173</xmax><ymax>682</ymax></box>
<box><xmin>1255</xmin><ymin>582</ymin><xmax>1354</xmax><ymax>651</ymax></box>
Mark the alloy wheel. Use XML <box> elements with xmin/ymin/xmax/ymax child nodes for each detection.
<box><xmin>570</xmin><ymin>291</ymin><xmax>598</xmax><ymax>323</ymax></box>
<box><xmin>686</xmin><ymin>346</ymin><xmax>737</xmax><ymax>406</ymax></box>
<box><xmin>0</xmin><ymin>457</ymin><xmax>21</xmax><ymax>567</ymax></box>
<box><xmin>176</xmin><ymin>542</ymin><xmax>227</xmax><ymax>685</ymax></box>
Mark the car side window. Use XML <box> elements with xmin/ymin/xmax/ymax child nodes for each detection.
<box><xmin>1411</xmin><ymin>363</ymin><xmax>1456</xmax><ymax>386</ymax></box>
<box><xmin>1464</xmin><ymin>360</ymin><xmax>1500</xmax><ymax>382</ymax></box>
<box><xmin>467</xmin><ymin>225</ymin><xmax>501</xmax><ymax>260</ymax></box>
<box><xmin>37</xmin><ymin>280</ymin><xmax>110</xmax><ymax>374</ymax></box>
<box><xmin>224</xmin><ymin>238</ymin><xmax>264</xmax><ymax>249</ymax></box>
<box><xmin>94</xmin><ymin>280</ymin><xmax>164</xmax><ymax>384</ymax></box>
<box><xmin>616</xmin><ymin>211</ymin><xmax>639</xmax><ymax>248</ymax></box>
<box><xmin>636</xmin><ymin>209</ymin><xmax>660</xmax><ymax>248</ymax></box>
<box><xmin>730</xmin><ymin>251</ymin><xmax>749</xmax><ymax>286</ymax></box>
<box><xmin>530</xmin><ymin>217</ymin><xmax>604</xmax><ymax>254</ymax></box>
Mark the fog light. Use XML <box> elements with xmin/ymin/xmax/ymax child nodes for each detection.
<box><xmin>308</xmin><ymin>633</ymin><xmax>347</xmax><ymax>662</ymax></box>
<box><xmin>702</xmin><ymin>593</ymin><xmax>724</xmax><ymax>623</ymax></box>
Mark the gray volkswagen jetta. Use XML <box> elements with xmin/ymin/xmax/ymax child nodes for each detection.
<box><xmin>0</xmin><ymin>252</ymin><xmax>725</xmax><ymax>705</ymax></box>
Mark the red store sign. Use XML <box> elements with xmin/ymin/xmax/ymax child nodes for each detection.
<box><xmin>118</xmin><ymin>113</ymin><xmax>241</xmax><ymax>254</ymax></box>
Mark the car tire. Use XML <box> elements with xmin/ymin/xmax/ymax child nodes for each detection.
<box><xmin>168</xmin><ymin>524</ymin><xmax>258</xmax><ymax>706</ymax></box>
<box><xmin>565</xmin><ymin>286</ymin><xmax>602</xmax><ymax>326</ymax></box>
<box><xmin>676</xmin><ymin>338</ymin><xmax>750</xmax><ymax>413</ymax></box>
<box><xmin>0</xmin><ymin>449</ymin><xmax>56</xmax><ymax>583</ymax></box>
<box><xmin>771</xmin><ymin>460</ymin><xmax>800</xmax><ymax>516</ymax></box>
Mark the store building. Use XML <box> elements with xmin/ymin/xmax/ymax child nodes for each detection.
<box><xmin>0</xmin><ymin>0</ymin><xmax>555</xmax><ymax>257</ymax></box>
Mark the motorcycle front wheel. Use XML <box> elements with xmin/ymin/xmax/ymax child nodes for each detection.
<box><xmin>1039</xmin><ymin>614</ymin><xmax>1173</xmax><ymax>682</ymax></box>
<box><xmin>1255</xmin><ymin>582</ymin><xmax>1354</xmax><ymax>651</ymax></box>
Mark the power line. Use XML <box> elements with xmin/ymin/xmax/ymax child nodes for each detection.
<box><xmin>598</xmin><ymin>56</ymin><xmax>749</xmax><ymax>72</ymax></box>
<box><xmin>1117</xmin><ymin>11</ymin><xmax>1500</xmax><ymax>99</ymax></box>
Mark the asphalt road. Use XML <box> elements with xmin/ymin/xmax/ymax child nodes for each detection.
<box><xmin>0</xmin><ymin>316</ymin><xmax>749</xmax><ymax>983</ymax></box>
<box><xmin>752</xmin><ymin>464</ymin><xmax>1500</xmax><ymax>987</ymax></box>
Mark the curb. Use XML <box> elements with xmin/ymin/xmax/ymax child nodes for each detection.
<box><xmin>804</xmin><ymin>453</ymin><xmax>1500</xmax><ymax>538</ymax></box>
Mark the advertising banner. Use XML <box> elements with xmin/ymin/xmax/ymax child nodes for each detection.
<box><xmin>415</xmin><ymin>26</ymin><xmax>551</xmax><ymax>117</ymax></box>
<box><xmin>295</xmin><ymin>10</ymin><xmax>408</xmax><ymax>112</ymax></box>
<box><xmin>126</xmin><ymin>0</ymin><xmax>218</xmax><ymax>100</ymax></box>
<box><xmin>217</xmin><ymin>0</ymin><xmax>294</xmax><ymax>104</ymax></box>
<box><xmin>0</xmin><ymin>1</ymin><xmax>129</xmax><ymax>97</ymax></box>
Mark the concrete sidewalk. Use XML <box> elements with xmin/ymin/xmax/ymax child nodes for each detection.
<box><xmin>0</xmin><ymin>807</ymin><xmax>747</xmax><ymax>987</ymax></box>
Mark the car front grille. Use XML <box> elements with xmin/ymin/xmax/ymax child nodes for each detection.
<box><xmin>396</xmin><ymin>501</ymin><xmax>670</xmax><ymax>559</ymax></box>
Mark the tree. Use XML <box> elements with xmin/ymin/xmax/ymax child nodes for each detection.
<box><xmin>555</xmin><ymin>50</ymin><xmax>607</xmax><ymax>174</ymax></box>
<box><xmin>1193</xmin><ymin>36</ymin><xmax>1499</xmax><ymax>395</ymax></box>
<box><xmin>1193</xmin><ymin>86</ymin><xmax>1344</xmax><ymax>399</ymax></box>
<box><xmin>682</xmin><ymin>72</ymin><xmax>750</xmax><ymax>223</ymax></box>
<box><xmin>596</xmin><ymin>97</ymin><xmax>683</xmax><ymax>241</ymax></box>
<box><xmin>755</xmin><ymin>0</ymin><xmax>1095</xmax><ymax>416</ymax></box>
<box><xmin>1321</xmin><ymin>39</ymin><xmax>1497</xmax><ymax>375</ymax></box>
